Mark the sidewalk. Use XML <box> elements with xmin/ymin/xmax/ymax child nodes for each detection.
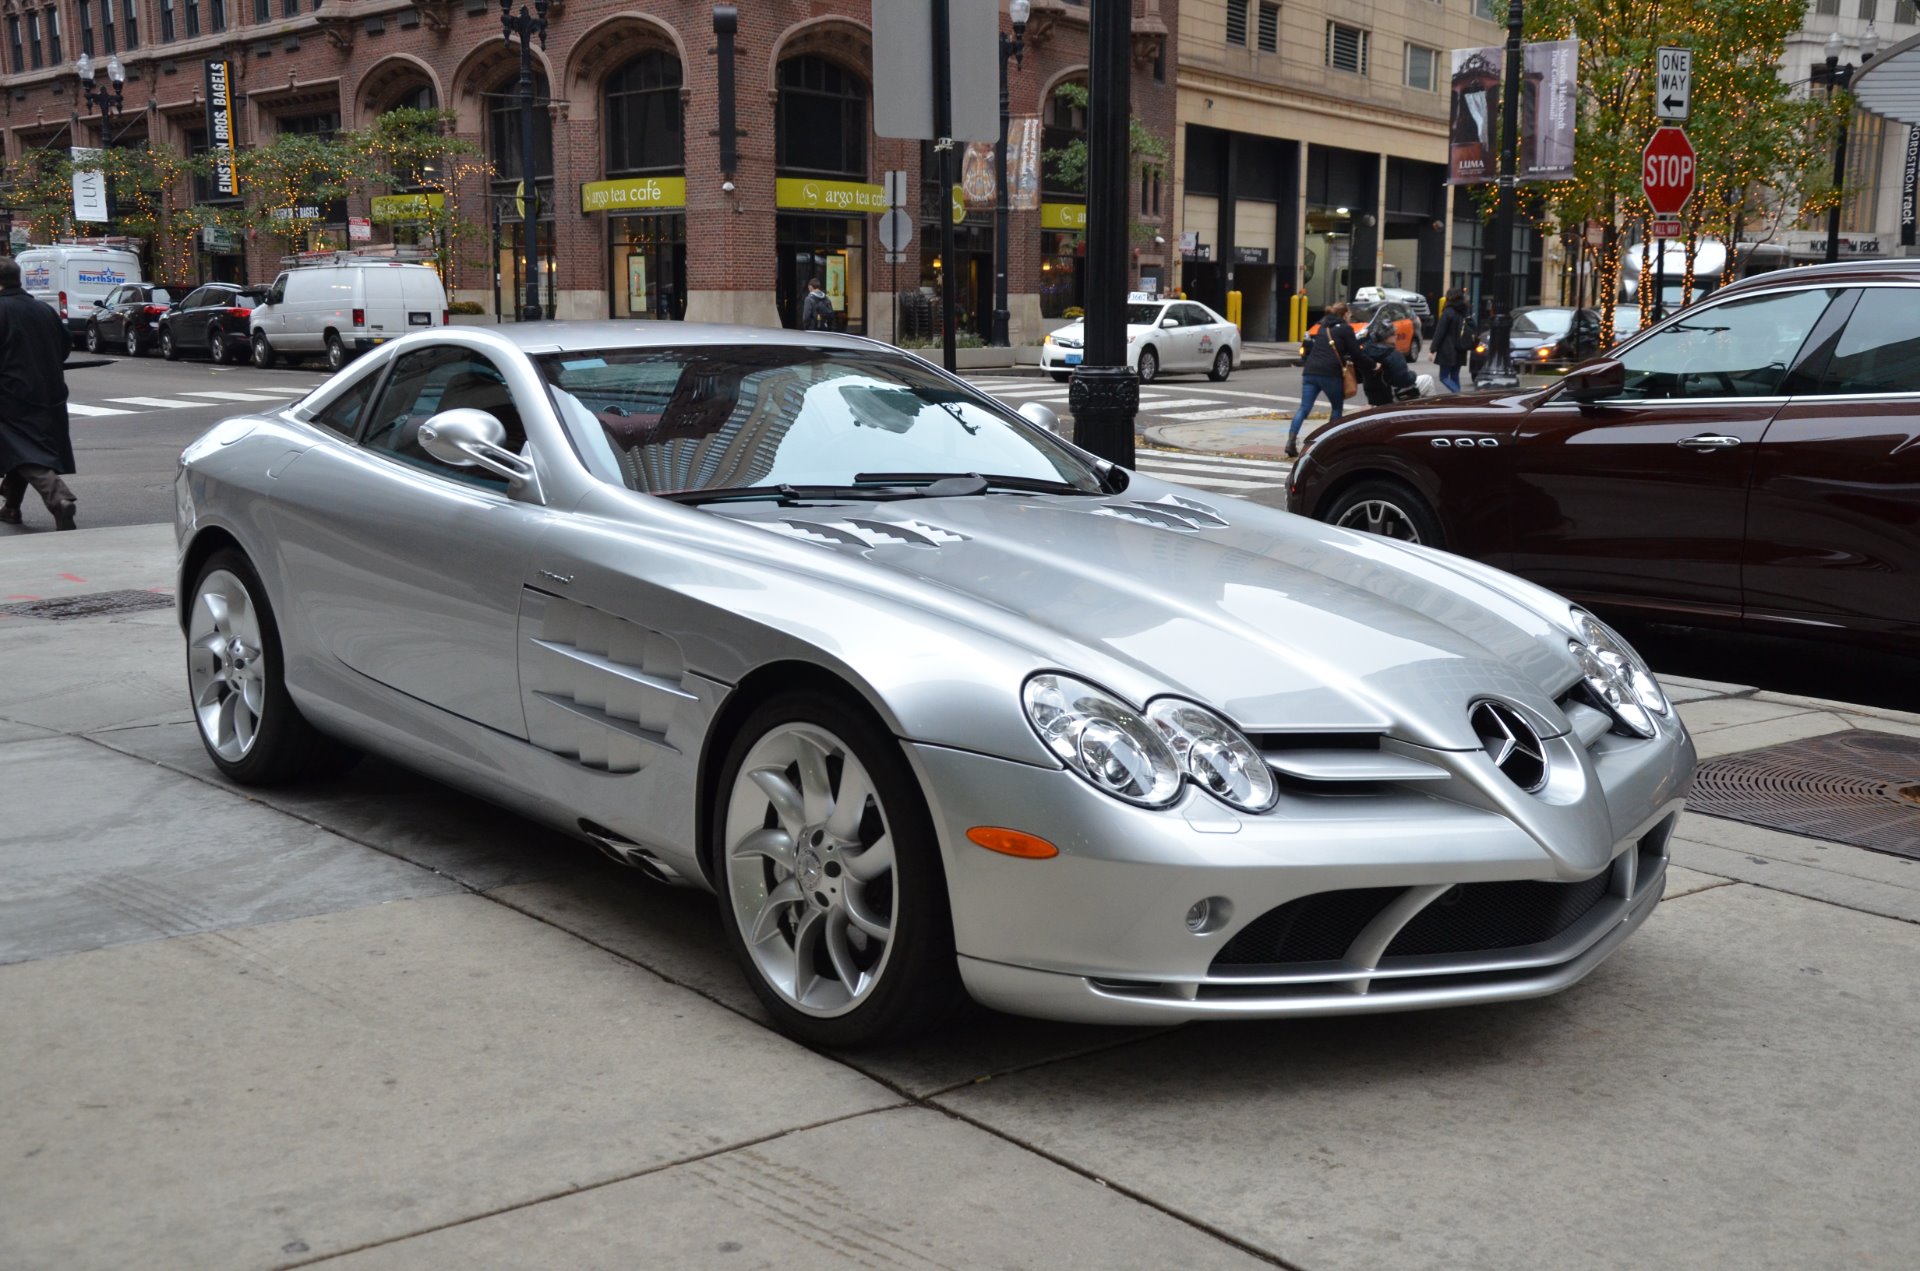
<box><xmin>4</xmin><ymin>526</ymin><xmax>1918</xmax><ymax>1270</ymax></box>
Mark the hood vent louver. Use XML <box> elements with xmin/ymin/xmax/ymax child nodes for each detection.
<box><xmin>762</xmin><ymin>517</ymin><xmax>971</xmax><ymax>551</ymax></box>
<box><xmin>1092</xmin><ymin>494</ymin><xmax>1230</xmax><ymax>533</ymax></box>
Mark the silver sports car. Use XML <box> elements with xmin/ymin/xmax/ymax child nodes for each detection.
<box><xmin>175</xmin><ymin>323</ymin><xmax>1695</xmax><ymax>1046</ymax></box>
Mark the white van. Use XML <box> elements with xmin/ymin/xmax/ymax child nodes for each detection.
<box><xmin>16</xmin><ymin>244</ymin><xmax>143</xmax><ymax>344</ymax></box>
<box><xmin>248</xmin><ymin>258</ymin><xmax>448</xmax><ymax>370</ymax></box>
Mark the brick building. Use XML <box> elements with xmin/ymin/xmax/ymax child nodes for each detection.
<box><xmin>0</xmin><ymin>0</ymin><xmax>1177</xmax><ymax>342</ymax></box>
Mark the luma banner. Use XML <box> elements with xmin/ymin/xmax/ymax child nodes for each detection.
<box><xmin>1448</xmin><ymin>40</ymin><xmax>1580</xmax><ymax>185</ymax></box>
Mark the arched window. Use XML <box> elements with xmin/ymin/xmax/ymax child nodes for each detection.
<box><xmin>396</xmin><ymin>83</ymin><xmax>438</xmax><ymax>112</ymax></box>
<box><xmin>775</xmin><ymin>55</ymin><xmax>866</xmax><ymax>177</ymax></box>
<box><xmin>488</xmin><ymin>73</ymin><xmax>552</xmax><ymax>184</ymax></box>
<box><xmin>1043</xmin><ymin>81</ymin><xmax>1087</xmax><ymax>198</ymax></box>
<box><xmin>605</xmin><ymin>51</ymin><xmax>682</xmax><ymax>175</ymax></box>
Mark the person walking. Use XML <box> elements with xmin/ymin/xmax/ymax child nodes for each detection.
<box><xmin>0</xmin><ymin>256</ymin><xmax>77</xmax><ymax>531</ymax></box>
<box><xmin>1286</xmin><ymin>301</ymin><xmax>1369</xmax><ymax>459</ymax></box>
<box><xmin>1432</xmin><ymin>288</ymin><xmax>1469</xmax><ymax>394</ymax></box>
<box><xmin>800</xmin><ymin>277</ymin><xmax>836</xmax><ymax>332</ymax></box>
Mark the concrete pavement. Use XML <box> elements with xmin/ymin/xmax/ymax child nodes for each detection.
<box><xmin>3</xmin><ymin>525</ymin><xmax>1918</xmax><ymax>1270</ymax></box>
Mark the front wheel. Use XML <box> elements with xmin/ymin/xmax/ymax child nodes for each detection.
<box><xmin>251</xmin><ymin>332</ymin><xmax>277</xmax><ymax>369</ymax></box>
<box><xmin>160</xmin><ymin>327</ymin><xmax>179</xmax><ymax>361</ymax></box>
<box><xmin>85</xmin><ymin>323</ymin><xmax>103</xmax><ymax>355</ymax></box>
<box><xmin>1208</xmin><ymin>348</ymin><xmax>1233</xmax><ymax>382</ymax></box>
<box><xmin>324</xmin><ymin>332</ymin><xmax>347</xmax><ymax>372</ymax></box>
<box><xmin>1136</xmin><ymin>346</ymin><xmax>1159</xmax><ymax>384</ymax></box>
<box><xmin>1324</xmin><ymin>479</ymin><xmax>1445</xmax><ymax>549</ymax></box>
<box><xmin>186</xmin><ymin>549</ymin><xmax>360</xmax><ymax>785</ymax></box>
<box><xmin>714</xmin><ymin>691</ymin><xmax>962</xmax><ymax>1048</ymax></box>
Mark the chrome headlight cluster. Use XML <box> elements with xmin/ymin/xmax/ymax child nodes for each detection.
<box><xmin>1022</xmin><ymin>674</ymin><xmax>1275</xmax><ymax>812</ymax></box>
<box><xmin>1568</xmin><ymin>609</ymin><xmax>1669</xmax><ymax>738</ymax></box>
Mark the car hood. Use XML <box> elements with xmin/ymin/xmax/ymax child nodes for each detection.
<box><xmin>718</xmin><ymin>485</ymin><xmax>1580</xmax><ymax>750</ymax></box>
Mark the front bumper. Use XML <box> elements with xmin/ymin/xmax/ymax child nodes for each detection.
<box><xmin>906</xmin><ymin>713</ymin><xmax>1692</xmax><ymax>1025</ymax></box>
<box><xmin>1039</xmin><ymin>344</ymin><xmax>1084</xmax><ymax>372</ymax></box>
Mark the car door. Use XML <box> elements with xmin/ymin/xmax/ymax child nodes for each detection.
<box><xmin>264</xmin><ymin>343</ymin><xmax>551</xmax><ymax>737</ymax></box>
<box><xmin>1744</xmin><ymin>285</ymin><xmax>1920</xmax><ymax>651</ymax></box>
<box><xmin>95</xmin><ymin>286</ymin><xmax>123</xmax><ymax>341</ymax></box>
<box><xmin>172</xmin><ymin>287</ymin><xmax>210</xmax><ymax>348</ymax></box>
<box><xmin>1505</xmin><ymin>284</ymin><xmax>1846</xmax><ymax>620</ymax></box>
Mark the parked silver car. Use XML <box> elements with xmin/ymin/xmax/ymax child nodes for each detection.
<box><xmin>174</xmin><ymin>323</ymin><xmax>1695</xmax><ymax>1046</ymax></box>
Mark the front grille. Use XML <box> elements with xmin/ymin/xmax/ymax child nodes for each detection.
<box><xmin>1380</xmin><ymin>873</ymin><xmax>1613</xmax><ymax>959</ymax></box>
<box><xmin>1211</xmin><ymin>887</ymin><xmax>1402</xmax><ymax>967</ymax></box>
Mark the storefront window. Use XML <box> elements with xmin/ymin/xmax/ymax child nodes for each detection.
<box><xmin>1040</xmin><ymin>230</ymin><xmax>1085</xmax><ymax>318</ymax></box>
<box><xmin>610</xmin><ymin>215</ymin><xmax>686</xmax><ymax>320</ymax></box>
<box><xmin>775</xmin><ymin>55</ymin><xmax>871</xmax><ymax>333</ymax></box>
<box><xmin>776</xmin><ymin>217</ymin><xmax>866</xmax><ymax>334</ymax></box>
<box><xmin>776</xmin><ymin>56</ymin><xmax>866</xmax><ymax>176</ymax></box>
<box><xmin>1042</xmin><ymin>82</ymin><xmax>1087</xmax><ymax>199</ymax></box>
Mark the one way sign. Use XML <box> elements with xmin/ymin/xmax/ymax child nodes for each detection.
<box><xmin>1656</xmin><ymin>46</ymin><xmax>1692</xmax><ymax>122</ymax></box>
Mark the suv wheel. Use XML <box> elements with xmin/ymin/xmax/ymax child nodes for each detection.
<box><xmin>160</xmin><ymin>327</ymin><xmax>179</xmax><ymax>361</ymax></box>
<box><xmin>85</xmin><ymin>323</ymin><xmax>103</xmax><ymax>355</ymax></box>
<box><xmin>209</xmin><ymin>330</ymin><xmax>230</xmax><ymax>364</ymax></box>
<box><xmin>324</xmin><ymin>332</ymin><xmax>347</xmax><ymax>372</ymax></box>
<box><xmin>126</xmin><ymin>326</ymin><xmax>145</xmax><ymax>357</ymax></box>
<box><xmin>251</xmin><ymin>332</ymin><xmax>276</xmax><ymax>369</ymax></box>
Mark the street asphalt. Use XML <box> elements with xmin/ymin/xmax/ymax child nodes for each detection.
<box><xmin>2</xmin><ymin>525</ymin><xmax>1918</xmax><ymax>1270</ymax></box>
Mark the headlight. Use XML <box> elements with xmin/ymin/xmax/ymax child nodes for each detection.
<box><xmin>1043</xmin><ymin>332</ymin><xmax>1055</xmax><ymax>345</ymax></box>
<box><xmin>1568</xmin><ymin>608</ymin><xmax>1669</xmax><ymax>738</ymax></box>
<box><xmin>1023</xmin><ymin>674</ymin><xmax>1182</xmax><ymax>806</ymax></box>
<box><xmin>1147</xmin><ymin>699</ymin><xmax>1277</xmax><ymax>813</ymax></box>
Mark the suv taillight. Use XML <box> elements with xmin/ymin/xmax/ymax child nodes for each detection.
<box><xmin>58</xmin><ymin>290</ymin><xmax>67</xmax><ymax>317</ymax></box>
<box><xmin>229</xmin><ymin>307</ymin><xmax>251</xmax><ymax>318</ymax></box>
<box><xmin>442</xmin><ymin>310</ymin><xmax>450</xmax><ymax>326</ymax></box>
<box><xmin>351</xmin><ymin>307</ymin><xmax>365</xmax><ymax>327</ymax></box>
<box><xmin>143</xmin><ymin>305</ymin><xmax>169</xmax><ymax>316</ymax></box>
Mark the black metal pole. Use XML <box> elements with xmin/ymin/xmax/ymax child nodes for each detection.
<box><xmin>1068</xmin><ymin>0</ymin><xmax>1136</xmax><ymax>467</ymax></box>
<box><xmin>1479</xmin><ymin>0</ymin><xmax>1524</xmax><ymax>389</ymax></box>
<box><xmin>1825</xmin><ymin>62</ymin><xmax>1851</xmax><ymax>264</ymax></box>
<box><xmin>517</xmin><ymin>34</ymin><xmax>540</xmax><ymax>319</ymax></box>
<box><xmin>991</xmin><ymin>33</ymin><xmax>1013</xmax><ymax>348</ymax></box>
<box><xmin>1652</xmin><ymin>237</ymin><xmax>1666</xmax><ymax>322</ymax></box>
<box><xmin>933</xmin><ymin>0</ymin><xmax>957</xmax><ymax>373</ymax></box>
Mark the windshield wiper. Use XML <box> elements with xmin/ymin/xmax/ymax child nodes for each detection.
<box><xmin>851</xmin><ymin>471</ymin><xmax>1095</xmax><ymax>496</ymax></box>
<box><xmin>657</xmin><ymin>483</ymin><xmax>927</xmax><ymax>506</ymax></box>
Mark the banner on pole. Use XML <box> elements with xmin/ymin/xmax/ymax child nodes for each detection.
<box><xmin>1449</xmin><ymin>40</ymin><xmax>1580</xmax><ymax>185</ymax></box>
<box><xmin>962</xmin><ymin>142</ymin><xmax>997</xmax><ymax>210</ymax></box>
<box><xmin>1901</xmin><ymin>123</ymin><xmax>1919</xmax><ymax>249</ymax></box>
<box><xmin>1006</xmin><ymin>115</ymin><xmax>1041</xmax><ymax>211</ymax></box>
<box><xmin>204</xmin><ymin>59</ymin><xmax>240</xmax><ymax>197</ymax></box>
<box><xmin>70</xmin><ymin>149</ymin><xmax>109</xmax><ymax>223</ymax></box>
<box><xmin>1448</xmin><ymin>47</ymin><xmax>1502</xmax><ymax>185</ymax></box>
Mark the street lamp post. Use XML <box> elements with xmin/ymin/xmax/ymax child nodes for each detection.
<box><xmin>1477</xmin><ymin>0</ymin><xmax>1525</xmax><ymax>390</ymax></box>
<box><xmin>1813</xmin><ymin>28</ymin><xmax>1878</xmax><ymax>265</ymax></box>
<box><xmin>1067</xmin><ymin>0</ymin><xmax>1136</xmax><ymax>467</ymax></box>
<box><xmin>75</xmin><ymin>54</ymin><xmax>127</xmax><ymax>133</ymax></box>
<box><xmin>990</xmin><ymin>0</ymin><xmax>1032</xmax><ymax>349</ymax></box>
<box><xmin>500</xmin><ymin>0</ymin><xmax>550</xmax><ymax>322</ymax></box>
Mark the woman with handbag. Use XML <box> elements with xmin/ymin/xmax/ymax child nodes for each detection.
<box><xmin>1286</xmin><ymin>301</ymin><xmax>1371</xmax><ymax>458</ymax></box>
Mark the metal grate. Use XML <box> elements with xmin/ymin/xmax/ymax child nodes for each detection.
<box><xmin>0</xmin><ymin>589</ymin><xmax>174</xmax><ymax>621</ymax></box>
<box><xmin>1212</xmin><ymin>887</ymin><xmax>1403</xmax><ymax>968</ymax></box>
<box><xmin>1381</xmin><ymin>873</ymin><xmax>1613</xmax><ymax>959</ymax></box>
<box><xmin>1687</xmin><ymin>729</ymin><xmax>1920</xmax><ymax>861</ymax></box>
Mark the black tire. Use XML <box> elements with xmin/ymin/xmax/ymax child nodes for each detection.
<box><xmin>713</xmin><ymin>689</ymin><xmax>963</xmax><ymax>1048</ymax></box>
<box><xmin>1323</xmin><ymin>478</ymin><xmax>1446</xmax><ymax>549</ymax></box>
<box><xmin>160</xmin><ymin>326</ymin><xmax>180</xmax><ymax>361</ymax></box>
<box><xmin>1137</xmin><ymin>346</ymin><xmax>1159</xmax><ymax>384</ymax></box>
<box><xmin>209</xmin><ymin>330</ymin><xmax>231</xmax><ymax>364</ymax></box>
<box><xmin>1049</xmin><ymin>371</ymin><xmax>1071</xmax><ymax>383</ymax></box>
<box><xmin>127</xmin><ymin>326</ymin><xmax>145</xmax><ymax>357</ymax></box>
<box><xmin>250</xmin><ymin>331</ymin><xmax>276</xmax><ymax>369</ymax></box>
<box><xmin>85</xmin><ymin>323</ymin><xmax>103</xmax><ymax>355</ymax></box>
<box><xmin>324</xmin><ymin>332</ymin><xmax>347</xmax><ymax>372</ymax></box>
<box><xmin>185</xmin><ymin>548</ymin><xmax>360</xmax><ymax>786</ymax></box>
<box><xmin>1208</xmin><ymin>347</ymin><xmax>1233</xmax><ymax>382</ymax></box>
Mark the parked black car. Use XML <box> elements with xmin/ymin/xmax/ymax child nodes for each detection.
<box><xmin>158</xmin><ymin>283</ymin><xmax>269</xmax><ymax>364</ymax></box>
<box><xmin>84</xmin><ymin>284</ymin><xmax>179</xmax><ymax>357</ymax></box>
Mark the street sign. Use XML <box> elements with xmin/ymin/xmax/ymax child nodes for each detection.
<box><xmin>1655</xmin><ymin>47</ymin><xmax>1692</xmax><ymax>122</ymax></box>
<box><xmin>1641</xmin><ymin>126</ymin><xmax>1697</xmax><ymax>217</ymax></box>
<box><xmin>872</xmin><ymin>0</ymin><xmax>999</xmax><ymax>143</ymax></box>
<box><xmin>878</xmin><ymin>209</ymin><xmax>914</xmax><ymax>252</ymax></box>
<box><xmin>884</xmin><ymin>251</ymin><xmax>909</xmax><ymax>264</ymax></box>
<box><xmin>1652</xmin><ymin>219</ymin><xmax>1683</xmax><ymax>238</ymax></box>
<box><xmin>884</xmin><ymin>169</ymin><xmax>909</xmax><ymax>210</ymax></box>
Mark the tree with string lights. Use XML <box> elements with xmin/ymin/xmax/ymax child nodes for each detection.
<box><xmin>360</xmin><ymin>107</ymin><xmax>492</xmax><ymax>288</ymax></box>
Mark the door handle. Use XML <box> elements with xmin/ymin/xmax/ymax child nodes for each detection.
<box><xmin>1677</xmin><ymin>434</ymin><xmax>1743</xmax><ymax>450</ymax></box>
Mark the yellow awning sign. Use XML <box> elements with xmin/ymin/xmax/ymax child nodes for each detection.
<box><xmin>776</xmin><ymin>177</ymin><xmax>889</xmax><ymax>213</ymax></box>
<box><xmin>370</xmin><ymin>193</ymin><xmax>445</xmax><ymax>223</ymax></box>
<box><xmin>580</xmin><ymin>176</ymin><xmax>689</xmax><ymax>214</ymax></box>
<box><xmin>1041</xmin><ymin>203</ymin><xmax>1088</xmax><ymax>231</ymax></box>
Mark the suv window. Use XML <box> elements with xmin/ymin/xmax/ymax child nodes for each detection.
<box><xmin>180</xmin><ymin>287</ymin><xmax>210</xmax><ymax>309</ymax></box>
<box><xmin>1608</xmin><ymin>288</ymin><xmax>1840</xmax><ymax>400</ymax></box>
<box><xmin>306</xmin><ymin>365</ymin><xmax>384</xmax><ymax>440</ymax></box>
<box><xmin>363</xmin><ymin>346</ymin><xmax>526</xmax><ymax>487</ymax></box>
<box><xmin>1816</xmin><ymin>287</ymin><xmax>1920</xmax><ymax>396</ymax></box>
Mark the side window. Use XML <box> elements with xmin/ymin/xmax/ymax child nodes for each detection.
<box><xmin>306</xmin><ymin>366</ymin><xmax>383</xmax><ymax>440</ymax></box>
<box><xmin>362</xmin><ymin>346</ymin><xmax>526</xmax><ymax>486</ymax></box>
<box><xmin>102</xmin><ymin>286</ymin><xmax>122</xmax><ymax>307</ymax></box>
<box><xmin>268</xmin><ymin>275</ymin><xmax>287</xmax><ymax>305</ymax></box>
<box><xmin>179</xmin><ymin>287</ymin><xmax>208</xmax><ymax>310</ymax></box>
<box><xmin>1610</xmin><ymin>288</ymin><xmax>1840</xmax><ymax>401</ymax></box>
<box><xmin>1816</xmin><ymin>288</ymin><xmax>1920</xmax><ymax>396</ymax></box>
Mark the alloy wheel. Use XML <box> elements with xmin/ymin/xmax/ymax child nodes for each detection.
<box><xmin>86</xmin><ymin>324</ymin><xmax>101</xmax><ymax>354</ymax></box>
<box><xmin>1335</xmin><ymin>499</ymin><xmax>1425</xmax><ymax>543</ymax></box>
<box><xmin>126</xmin><ymin>327</ymin><xmax>142</xmax><ymax>356</ymax></box>
<box><xmin>186</xmin><ymin>569</ymin><xmax>268</xmax><ymax>761</ymax></box>
<box><xmin>210</xmin><ymin>331</ymin><xmax>227</xmax><ymax>363</ymax></box>
<box><xmin>1138</xmin><ymin>348</ymin><xmax>1158</xmax><ymax>383</ymax></box>
<box><xmin>723</xmin><ymin>723</ymin><xmax>897</xmax><ymax>1018</ymax></box>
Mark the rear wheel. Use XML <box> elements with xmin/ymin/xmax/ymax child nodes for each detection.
<box><xmin>1136</xmin><ymin>346</ymin><xmax>1159</xmax><ymax>384</ymax></box>
<box><xmin>1324</xmin><ymin>479</ymin><xmax>1445</xmax><ymax>549</ymax></box>
<box><xmin>126</xmin><ymin>326</ymin><xmax>145</xmax><ymax>357</ymax></box>
<box><xmin>160</xmin><ymin>327</ymin><xmax>180</xmax><ymax>360</ymax></box>
<box><xmin>250</xmin><ymin>332</ymin><xmax>276</xmax><ymax>369</ymax></box>
<box><xmin>85</xmin><ymin>323</ymin><xmax>103</xmax><ymax>355</ymax></box>
<box><xmin>324</xmin><ymin>332</ymin><xmax>347</xmax><ymax>372</ymax></box>
<box><xmin>1208</xmin><ymin>348</ymin><xmax>1233</xmax><ymax>382</ymax></box>
<box><xmin>714</xmin><ymin>690</ymin><xmax>962</xmax><ymax>1047</ymax></box>
<box><xmin>186</xmin><ymin>549</ymin><xmax>360</xmax><ymax>785</ymax></box>
<box><xmin>209</xmin><ymin>329</ymin><xmax>232</xmax><ymax>364</ymax></box>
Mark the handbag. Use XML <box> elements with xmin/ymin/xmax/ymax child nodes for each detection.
<box><xmin>1333</xmin><ymin>331</ymin><xmax>1359</xmax><ymax>399</ymax></box>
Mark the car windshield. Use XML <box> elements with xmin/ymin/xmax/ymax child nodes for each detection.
<box><xmin>147</xmin><ymin>287</ymin><xmax>174</xmax><ymax>304</ymax></box>
<box><xmin>1513</xmin><ymin>309</ymin><xmax>1575</xmax><ymax>337</ymax></box>
<box><xmin>1127</xmin><ymin>304</ymin><xmax>1164</xmax><ymax>325</ymax></box>
<box><xmin>539</xmin><ymin>346</ymin><xmax>1104</xmax><ymax>498</ymax></box>
<box><xmin>1612</xmin><ymin>307</ymin><xmax>1643</xmax><ymax>336</ymax></box>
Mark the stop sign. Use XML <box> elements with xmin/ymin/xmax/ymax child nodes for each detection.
<box><xmin>1642</xmin><ymin>126</ymin><xmax>1697</xmax><ymax>217</ymax></box>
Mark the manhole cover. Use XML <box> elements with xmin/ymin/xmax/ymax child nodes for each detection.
<box><xmin>0</xmin><ymin>590</ymin><xmax>174</xmax><ymax>621</ymax></box>
<box><xmin>1688</xmin><ymin>729</ymin><xmax>1920</xmax><ymax>860</ymax></box>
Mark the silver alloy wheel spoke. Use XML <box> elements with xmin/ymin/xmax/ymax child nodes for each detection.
<box><xmin>725</xmin><ymin>722</ymin><xmax>900</xmax><ymax>1019</ymax></box>
<box><xmin>1339</xmin><ymin>500</ymin><xmax>1420</xmax><ymax>543</ymax></box>
<box><xmin>187</xmin><ymin>569</ymin><xmax>267</xmax><ymax>762</ymax></box>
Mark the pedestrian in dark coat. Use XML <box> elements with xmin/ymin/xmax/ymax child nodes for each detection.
<box><xmin>800</xmin><ymin>276</ymin><xmax>836</xmax><ymax>331</ymax></box>
<box><xmin>1432</xmin><ymin>288</ymin><xmax>1469</xmax><ymax>393</ymax></box>
<box><xmin>1286</xmin><ymin>302</ymin><xmax>1371</xmax><ymax>458</ymax></box>
<box><xmin>1359</xmin><ymin>323</ymin><xmax>1419</xmax><ymax>406</ymax></box>
<box><xmin>0</xmin><ymin>256</ymin><xmax>77</xmax><ymax>531</ymax></box>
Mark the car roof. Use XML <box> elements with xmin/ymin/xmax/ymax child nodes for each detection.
<box><xmin>1716</xmin><ymin>257</ymin><xmax>1920</xmax><ymax>296</ymax></box>
<box><xmin>397</xmin><ymin>321</ymin><xmax>923</xmax><ymax>358</ymax></box>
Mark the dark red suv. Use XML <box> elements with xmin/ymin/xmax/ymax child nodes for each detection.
<box><xmin>1288</xmin><ymin>258</ymin><xmax>1920</xmax><ymax>655</ymax></box>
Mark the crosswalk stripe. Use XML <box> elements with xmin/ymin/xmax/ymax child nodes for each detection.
<box><xmin>1137</xmin><ymin>470</ymin><xmax>1271</xmax><ymax>491</ymax></box>
<box><xmin>1138</xmin><ymin>457</ymin><xmax>1285</xmax><ymax>479</ymax></box>
<box><xmin>68</xmin><ymin>403</ymin><xmax>135</xmax><ymax>417</ymax></box>
<box><xmin>1137</xmin><ymin>449</ymin><xmax>1286</xmax><ymax>468</ymax></box>
<box><xmin>1157</xmin><ymin>405</ymin><xmax>1323</xmax><ymax>422</ymax></box>
<box><xmin>988</xmin><ymin>385</ymin><xmax>1071</xmax><ymax>399</ymax></box>
<box><xmin>1135</xmin><ymin>398</ymin><xmax>1219</xmax><ymax>410</ymax></box>
<box><xmin>106</xmin><ymin>396</ymin><xmax>201</xmax><ymax>408</ymax></box>
<box><xmin>182</xmin><ymin>390</ymin><xmax>302</xmax><ymax>402</ymax></box>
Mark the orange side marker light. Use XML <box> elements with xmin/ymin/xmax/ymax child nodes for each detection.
<box><xmin>966</xmin><ymin>827</ymin><xmax>1059</xmax><ymax>859</ymax></box>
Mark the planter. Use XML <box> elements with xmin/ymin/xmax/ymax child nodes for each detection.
<box><xmin>448</xmin><ymin>313</ymin><xmax>497</xmax><ymax>327</ymax></box>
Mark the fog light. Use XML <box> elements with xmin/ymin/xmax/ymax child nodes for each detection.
<box><xmin>1185</xmin><ymin>896</ymin><xmax>1233</xmax><ymax>935</ymax></box>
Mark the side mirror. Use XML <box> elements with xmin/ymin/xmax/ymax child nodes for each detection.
<box><xmin>1017</xmin><ymin>401</ymin><xmax>1060</xmax><ymax>433</ymax></box>
<box><xmin>418</xmin><ymin>407</ymin><xmax>540</xmax><ymax>495</ymax></box>
<box><xmin>93</xmin><ymin>297</ymin><xmax>107</xmax><ymax>307</ymax></box>
<box><xmin>1160</xmin><ymin>316</ymin><xmax>1180</xmax><ymax>328</ymax></box>
<box><xmin>1562</xmin><ymin>358</ymin><xmax>1625</xmax><ymax>404</ymax></box>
